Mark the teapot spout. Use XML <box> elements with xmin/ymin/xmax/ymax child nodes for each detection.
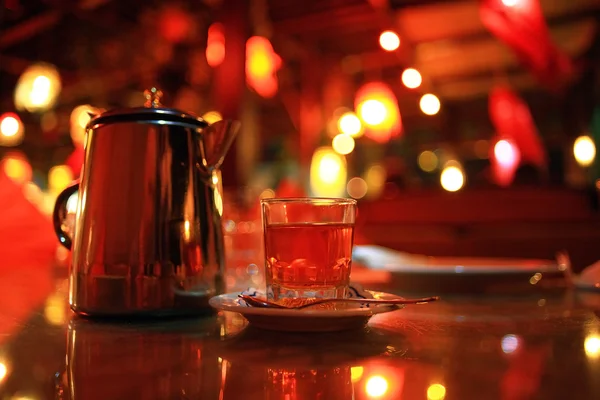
<box><xmin>200</xmin><ymin>120</ymin><xmax>241</xmax><ymax>171</ymax></box>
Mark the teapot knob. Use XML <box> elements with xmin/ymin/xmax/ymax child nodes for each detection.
<box><xmin>144</xmin><ymin>87</ymin><xmax>163</xmax><ymax>108</ymax></box>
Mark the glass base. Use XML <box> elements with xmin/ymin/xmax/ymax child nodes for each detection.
<box><xmin>267</xmin><ymin>283</ymin><xmax>348</xmax><ymax>303</ymax></box>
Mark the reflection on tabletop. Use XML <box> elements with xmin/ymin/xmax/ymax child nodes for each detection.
<box><xmin>2</xmin><ymin>269</ymin><xmax>600</xmax><ymax>399</ymax></box>
<box><xmin>2</xmin><ymin>181</ymin><xmax>600</xmax><ymax>399</ymax></box>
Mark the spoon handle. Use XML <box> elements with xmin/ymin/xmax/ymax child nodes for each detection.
<box><xmin>295</xmin><ymin>296</ymin><xmax>439</xmax><ymax>309</ymax></box>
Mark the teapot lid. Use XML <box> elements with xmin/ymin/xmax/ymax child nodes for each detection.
<box><xmin>87</xmin><ymin>88</ymin><xmax>208</xmax><ymax>130</ymax></box>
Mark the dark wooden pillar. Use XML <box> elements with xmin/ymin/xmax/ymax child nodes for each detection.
<box><xmin>213</xmin><ymin>0</ymin><xmax>249</xmax><ymax>188</ymax></box>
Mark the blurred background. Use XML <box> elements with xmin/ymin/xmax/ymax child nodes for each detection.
<box><xmin>1</xmin><ymin>0</ymin><xmax>599</xmax><ymax>273</ymax></box>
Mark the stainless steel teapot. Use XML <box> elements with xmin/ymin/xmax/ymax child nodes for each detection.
<box><xmin>53</xmin><ymin>88</ymin><xmax>240</xmax><ymax>317</ymax></box>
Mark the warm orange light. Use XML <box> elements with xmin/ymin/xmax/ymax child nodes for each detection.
<box><xmin>502</xmin><ymin>0</ymin><xmax>518</xmax><ymax>7</ymax></box>
<box><xmin>418</xmin><ymin>150</ymin><xmax>438</xmax><ymax>172</ymax></box>
<box><xmin>310</xmin><ymin>147</ymin><xmax>347</xmax><ymax>197</ymax></box>
<box><xmin>338</xmin><ymin>112</ymin><xmax>363</xmax><ymax>137</ymax></box>
<box><xmin>585</xmin><ymin>335</ymin><xmax>600</xmax><ymax>358</ymax></box>
<box><xmin>574</xmin><ymin>135</ymin><xmax>596</xmax><ymax>167</ymax></box>
<box><xmin>365</xmin><ymin>375</ymin><xmax>389</xmax><ymax>398</ymax></box>
<box><xmin>208</xmin><ymin>22</ymin><xmax>224</xmax><ymax>41</ymax></box>
<box><xmin>364</xmin><ymin>163</ymin><xmax>387</xmax><ymax>199</ymax></box>
<box><xmin>259</xmin><ymin>188</ymin><xmax>276</xmax><ymax>200</ymax></box>
<box><xmin>347</xmin><ymin>177</ymin><xmax>368</xmax><ymax>199</ymax></box>
<box><xmin>360</xmin><ymin>100</ymin><xmax>387</xmax><ymax>126</ymax></box>
<box><xmin>332</xmin><ymin>133</ymin><xmax>355</xmax><ymax>155</ymax></box>
<box><xmin>379</xmin><ymin>31</ymin><xmax>400</xmax><ymax>51</ymax></box>
<box><xmin>206</xmin><ymin>23</ymin><xmax>225</xmax><ymax>67</ymax></box>
<box><xmin>0</xmin><ymin>112</ymin><xmax>24</xmax><ymax>147</ymax></box>
<box><xmin>0</xmin><ymin>362</ymin><xmax>6</xmax><ymax>382</ymax></box>
<box><xmin>440</xmin><ymin>164</ymin><xmax>464</xmax><ymax>192</ymax></box>
<box><xmin>246</xmin><ymin>36</ymin><xmax>281</xmax><ymax>98</ymax></box>
<box><xmin>420</xmin><ymin>94</ymin><xmax>441</xmax><ymax>115</ymax></box>
<box><xmin>0</xmin><ymin>114</ymin><xmax>19</xmax><ymax>137</ymax></box>
<box><xmin>2</xmin><ymin>153</ymin><xmax>32</xmax><ymax>185</ymax></box>
<box><xmin>355</xmin><ymin>82</ymin><xmax>402</xmax><ymax>143</ymax></box>
<box><xmin>14</xmin><ymin>63</ymin><xmax>61</xmax><ymax>112</ymax></box>
<box><xmin>44</xmin><ymin>292</ymin><xmax>66</xmax><ymax>326</ymax></box>
<box><xmin>206</xmin><ymin>42</ymin><xmax>225</xmax><ymax>67</ymax></box>
<box><xmin>427</xmin><ymin>383</ymin><xmax>447</xmax><ymax>400</ymax></box>
<box><xmin>48</xmin><ymin>165</ymin><xmax>74</xmax><ymax>195</ymax></box>
<box><xmin>70</xmin><ymin>105</ymin><xmax>96</xmax><ymax>146</ymax></box>
<box><xmin>401</xmin><ymin>68</ymin><xmax>422</xmax><ymax>89</ymax></box>
<box><xmin>202</xmin><ymin>111</ymin><xmax>223</xmax><ymax>124</ymax></box>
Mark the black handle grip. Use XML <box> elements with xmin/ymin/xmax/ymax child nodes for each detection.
<box><xmin>52</xmin><ymin>181</ymin><xmax>80</xmax><ymax>250</ymax></box>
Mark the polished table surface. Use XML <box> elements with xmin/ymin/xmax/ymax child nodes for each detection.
<box><xmin>1</xmin><ymin>269</ymin><xmax>600</xmax><ymax>400</ymax></box>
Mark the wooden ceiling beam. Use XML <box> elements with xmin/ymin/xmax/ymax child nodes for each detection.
<box><xmin>0</xmin><ymin>10</ymin><xmax>62</xmax><ymax>50</ymax></box>
<box><xmin>0</xmin><ymin>0</ymin><xmax>115</xmax><ymax>49</ymax></box>
<box><xmin>272</xmin><ymin>2</ymin><xmax>378</xmax><ymax>35</ymax></box>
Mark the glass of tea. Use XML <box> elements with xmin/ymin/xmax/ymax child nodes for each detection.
<box><xmin>261</xmin><ymin>197</ymin><xmax>357</xmax><ymax>303</ymax></box>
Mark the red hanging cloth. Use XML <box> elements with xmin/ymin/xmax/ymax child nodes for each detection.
<box><xmin>480</xmin><ymin>0</ymin><xmax>575</xmax><ymax>92</ymax></box>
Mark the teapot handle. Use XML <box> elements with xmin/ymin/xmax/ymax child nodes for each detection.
<box><xmin>52</xmin><ymin>181</ymin><xmax>80</xmax><ymax>250</ymax></box>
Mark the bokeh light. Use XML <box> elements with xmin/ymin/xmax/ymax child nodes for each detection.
<box><xmin>259</xmin><ymin>188</ymin><xmax>276</xmax><ymax>199</ymax></box>
<box><xmin>310</xmin><ymin>147</ymin><xmax>347</xmax><ymax>197</ymax></box>
<box><xmin>14</xmin><ymin>63</ymin><xmax>61</xmax><ymax>112</ymax></box>
<box><xmin>355</xmin><ymin>82</ymin><xmax>402</xmax><ymax>143</ymax></box>
<box><xmin>48</xmin><ymin>165</ymin><xmax>74</xmax><ymax>195</ymax></box>
<box><xmin>401</xmin><ymin>68</ymin><xmax>422</xmax><ymax>89</ymax></box>
<box><xmin>427</xmin><ymin>383</ymin><xmax>446</xmax><ymax>400</ymax></box>
<box><xmin>364</xmin><ymin>163</ymin><xmax>387</xmax><ymax>199</ymax></box>
<box><xmin>246</xmin><ymin>36</ymin><xmax>281</xmax><ymax>98</ymax></box>
<box><xmin>0</xmin><ymin>362</ymin><xmax>6</xmax><ymax>382</ymax></box>
<box><xmin>319</xmin><ymin>154</ymin><xmax>342</xmax><ymax>184</ymax></box>
<box><xmin>351</xmin><ymin>366</ymin><xmax>364</xmax><ymax>383</ymax></box>
<box><xmin>502</xmin><ymin>0</ymin><xmax>518</xmax><ymax>7</ymax></box>
<box><xmin>440</xmin><ymin>165</ymin><xmax>464</xmax><ymax>192</ymax></box>
<box><xmin>0</xmin><ymin>112</ymin><xmax>24</xmax><ymax>147</ymax></box>
<box><xmin>44</xmin><ymin>292</ymin><xmax>66</xmax><ymax>325</ymax></box>
<box><xmin>501</xmin><ymin>334</ymin><xmax>520</xmax><ymax>354</ymax></box>
<box><xmin>585</xmin><ymin>335</ymin><xmax>600</xmax><ymax>358</ymax></box>
<box><xmin>365</xmin><ymin>375</ymin><xmax>389</xmax><ymax>398</ymax></box>
<box><xmin>0</xmin><ymin>114</ymin><xmax>20</xmax><ymax>137</ymax></box>
<box><xmin>494</xmin><ymin>139</ymin><xmax>520</xmax><ymax>167</ymax></box>
<box><xmin>206</xmin><ymin>23</ymin><xmax>225</xmax><ymax>67</ymax></box>
<box><xmin>70</xmin><ymin>105</ymin><xmax>97</xmax><ymax>146</ymax></box>
<box><xmin>332</xmin><ymin>133</ymin><xmax>355</xmax><ymax>155</ymax></box>
<box><xmin>418</xmin><ymin>150</ymin><xmax>438</xmax><ymax>172</ymax></box>
<box><xmin>338</xmin><ymin>112</ymin><xmax>363</xmax><ymax>137</ymax></box>
<box><xmin>2</xmin><ymin>153</ymin><xmax>32</xmax><ymax>185</ymax></box>
<box><xmin>202</xmin><ymin>111</ymin><xmax>223</xmax><ymax>124</ymax></box>
<box><xmin>379</xmin><ymin>31</ymin><xmax>400</xmax><ymax>51</ymax></box>
<box><xmin>420</xmin><ymin>94</ymin><xmax>441</xmax><ymax>116</ymax></box>
<box><xmin>359</xmin><ymin>99</ymin><xmax>387</xmax><ymax>126</ymax></box>
<box><xmin>347</xmin><ymin>177</ymin><xmax>368</xmax><ymax>199</ymax></box>
<box><xmin>573</xmin><ymin>135</ymin><xmax>596</xmax><ymax>167</ymax></box>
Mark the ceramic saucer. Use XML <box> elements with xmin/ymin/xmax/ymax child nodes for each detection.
<box><xmin>209</xmin><ymin>284</ymin><xmax>404</xmax><ymax>332</ymax></box>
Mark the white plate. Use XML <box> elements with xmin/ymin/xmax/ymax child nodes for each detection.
<box><xmin>209</xmin><ymin>284</ymin><xmax>404</xmax><ymax>332</ymax></box>
<box><xmin>352</xmin><ymin>245</ymin><xmax>561</xmax><ymax>275</ymax></box>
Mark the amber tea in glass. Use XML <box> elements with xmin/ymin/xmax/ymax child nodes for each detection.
<box><xmin>261</xmin><ymin>198</ymin><xmax>357</xmax><ymax>303</ymax></box>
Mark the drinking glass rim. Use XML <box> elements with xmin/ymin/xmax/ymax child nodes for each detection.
<box><xmin>260</xmin><ymin>197</ymin><xmax>357</xmax><ymax>206</ymax></box>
